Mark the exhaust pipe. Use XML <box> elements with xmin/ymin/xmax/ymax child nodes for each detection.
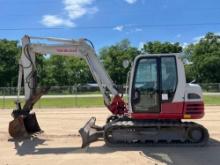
<box><xmin>79</xmin><ymin>117</ymin><xmax>104</xmax><ymax>148</ymax></box>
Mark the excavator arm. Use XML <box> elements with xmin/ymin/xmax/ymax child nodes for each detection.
<box><xmin>17</xmin><ymin>35</ymin><xmax>127</xmax><ymax>114</ymax></box>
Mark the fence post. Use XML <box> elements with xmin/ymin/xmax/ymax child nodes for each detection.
<box><xmin>0</xmin><ymin>88</ymin><xmax>2</xmax><ymax>109</ymax></box>
<box><xmin>72</xmin><ymin>85</ymin><xmax>77</xmax><ymax>108</ymax></box>
<box><xmin>3</xmin><ymin>87</ymin><xmax>5</xmax><ymax>109</ymax></box>
<box><xmin>75</xmin><ymin>85</ymin><xmax>78</xmax><ymax>107</ymax></box>
<box><xmin>0</xmin><ymin>88</ymin><xmax>1</xmax><ymax>109</ymax></box>
<box><xmin>38</xmin><ymin>98</ymin><xmax>41</xmax><ymax>109</ymax></box>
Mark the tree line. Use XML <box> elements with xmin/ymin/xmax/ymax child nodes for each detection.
<box><xmin>0</xmin><ymin>32</ymin><xmax>219</xmax><ymax>87</ymax></box>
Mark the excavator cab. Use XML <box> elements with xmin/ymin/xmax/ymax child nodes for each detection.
<box><xmin>130</xmin><ymin>55</ymin><xmax>179</xmax><ymax>115</ymax></box>
<box><xmin>128</xmin><ymin>54</ymin><xmax>204</xmax><ymax>120</ymax></box>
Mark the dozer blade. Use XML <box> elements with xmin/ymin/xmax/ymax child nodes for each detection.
<box><xmin>79</xmin><ymin>117</ymin><xmax>103</xmax><ymax>148</ymax></box>
<box><xmin>9</xmin><ymin>112</ymin><xmax>41</xmax><ymax>138</ymax></box>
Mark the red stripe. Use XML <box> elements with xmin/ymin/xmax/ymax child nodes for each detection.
<box><xmin>130</xmin><ymin>101</ymin><xmax>204</xmax><ymax>120</ymax></box>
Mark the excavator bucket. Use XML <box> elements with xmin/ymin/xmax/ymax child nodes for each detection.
<box><xmin>79</xmin><ymin>117</ymin><xmax>104</xmax><ymax>148</ymax></box>
<box><xmin>9</xmin><ymin>112</ymin><xmax>41</xmax><ymax>138</ymax></box>
<box><xmin>9</xmin><ymin>87</ymin><xmax>49</xmax><ymax>138</ymax></box>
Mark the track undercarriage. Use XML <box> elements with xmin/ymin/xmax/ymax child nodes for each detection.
<box><xmin>79</xmin><ymin>116</ymin><xmax>209</xmax><ymax>148</ymax></box>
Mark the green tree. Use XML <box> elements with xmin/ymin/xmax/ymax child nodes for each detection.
<box><xmin>142</xmin><ymin>41</ymin><xmax>182</xmax><ymax>54</ymax></box>
<box><xmin>186</xmin><ymin>32</ymin><xmax>220</xmax><ymax>83</ymax></box>
<box><xmin>184</xmin><ymin>64</ymin><xmax>195</xmax><ymax>82</ymax></box>
<box><xmin>36</xmin><ymin>55</ymin><xmax>56</xmax><ymax>86</ymax></box>
<box><xmin>100</xmin><ymin>39</ymin><xmax>140</xmax><ymax>84</ymax></box>
<box><xmin>0</xmin><ymin>39</ymin><xmax>20</xmax><ymax>87</ymax></box>
<box><xmin>37</xmin><ymin>55</ymin><xmax>93</xmax><ymax>86</ymax></box>
<box><xmin>66</xmin><ymin>57</ymin><xmax>93</xmax><ymax>85</ymax></box>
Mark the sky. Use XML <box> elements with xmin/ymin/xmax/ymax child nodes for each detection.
<box><xmin>1</xmin><ymin>0</ymin><xmax>220</xmax><ymax>51</ymax></box>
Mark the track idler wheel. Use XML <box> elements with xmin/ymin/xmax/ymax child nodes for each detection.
<box><xmin>186</xmin><ymin>125</ymin><xmax>209</xmax><ymax>145</ymax></box>
<box><xmin>79</xmin><ymin>117</ymin><xmax>104</xmax><ymax>148</ymax></box>
<box><xmin>9</xmin><ymin>112</ymin><xmax>41</xmax><ymax>138</ymax></box>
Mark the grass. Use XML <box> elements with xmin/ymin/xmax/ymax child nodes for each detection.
<box><xmin>0</xmin><ymin>97</ymin><xmax>104</xmax><ymax>109</ymax></box>
<box><xmin>203</xmin><ymin>95</ymin><xmax>220</xmax><ymax>105</ymax></box>
<box><xmin>0</xmin><ymin>95</ymin><xmax>219</xmax><ymax>109</ymax></box>
<box><xmin>36</xmin><ymin>97</ymin><xmax>104</xmax><ymax>108</ymax></box>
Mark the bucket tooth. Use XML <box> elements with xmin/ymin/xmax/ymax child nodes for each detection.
<box><xmin>79</xmin><ymin>117</ymin><xmax>103</xmax><ymax>148</ymax></box>
<box><xmin>9</xmin><ymin>112</ymin><xmax>41</xmax><ymax>138</ymax></box>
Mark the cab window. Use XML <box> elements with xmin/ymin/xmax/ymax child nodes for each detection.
<box><xmin>160</xmin><ymin>57</ymin><xmax>177</xmax><ymax>102</ymax></box>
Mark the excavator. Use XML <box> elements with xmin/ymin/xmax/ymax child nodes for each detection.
<box><xmin>9</xmin><ymin>35</ymin><xmax>209</xmax><ymax>147</ymax></box>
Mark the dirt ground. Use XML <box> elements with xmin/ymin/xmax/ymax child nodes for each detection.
<box><xmin>0</xmin><ymin>106</ymin><xmax>220</xmax><ymax>165</ymax></box>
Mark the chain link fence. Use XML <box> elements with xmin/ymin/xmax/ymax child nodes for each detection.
<box><xmin>0</xmin><ymin>85</ymin><xmax>103</xmax><ymax>109</ymax></box>
<box><xmin>0</xmin><ymin>85</ymin><xmax>100</xmax><ymax>96</ymax></box>
<box><xmin>0</xmin><ymin>83</ymin><xmax>219</xmax><ymax>109</ymax></box>
<box><xmin>200</xmin><ymin>83</ymin><xmax>220</xmax><ymax>92</ymax></box>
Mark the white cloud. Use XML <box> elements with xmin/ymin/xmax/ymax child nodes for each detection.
<box><xmin>113</xmin><ymin>25</ymin><xmax>142</xmax><ymax>33</ymax></box>
<box><xmin>193</xmin><ymin>35</ymin><xmax>204</xmax><ymax>43</ymax></box>
<box><xmin>124</xmin><ymin>0</ymin><xmax>137</xmax><ymax>4</ymax></box>
<box><xmin>63</xmin><ymin>0</ymin><xmax>98</xmax><ymax>19</ymax></box>
<box><xmin>138</xmin><ymin>41</ymin><xmax>145</xmax><ymax>50</ymax></box>
<box><xmin>113</xmin><ymin>25</ymin><xmax>124</xmax><ymax>31</ymax></box>
<box><xmin>41</xmin><ymin>15</ymin><xmax>75</xmax><ymax>27</ymax></box>
<box><xmin>125</xmin><ymin>27</ymin><xmax>143</xmax><ymax>34</ymax></box>
<box><xmin>181</xmin><ymin>42</ymin><xmax>188</xmax><ymax>49</ymax></box>
<box><xmin>41</xmin><ymin>0</ymin><xmax>98</xmax><ymax>27</ymax></box>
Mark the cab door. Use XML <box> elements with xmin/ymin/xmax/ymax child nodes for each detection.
<box><xmin>131</xmin><ymin>57</ymin><xmax>160</xmax><ymax>113</ymax></box>
<box><xmin>131</xmin><ymin>55</ymin><xmax>178</xmax><ymax>114</ymax></box>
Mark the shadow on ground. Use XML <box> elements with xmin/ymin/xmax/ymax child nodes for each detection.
<box><xmin>9</xmin><ymin>137</ymin><xmax>220</xmax><ymax>165</ymax></box>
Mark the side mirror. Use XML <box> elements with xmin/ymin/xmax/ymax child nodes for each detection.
<box><xmin>122</xmin><ymin>60</ymin><xmax>130</xmax><ymax>69</ymax></box>
<box><xmin>183</xmin><ymin>59</ymin><xmax>193</xmax><ymax>65</ymax></box>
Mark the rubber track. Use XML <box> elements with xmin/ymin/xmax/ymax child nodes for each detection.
<box><xmin>104</xmin><ymin>119</ymin><xmax>209</xmax><ymax>147</ymax></box>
